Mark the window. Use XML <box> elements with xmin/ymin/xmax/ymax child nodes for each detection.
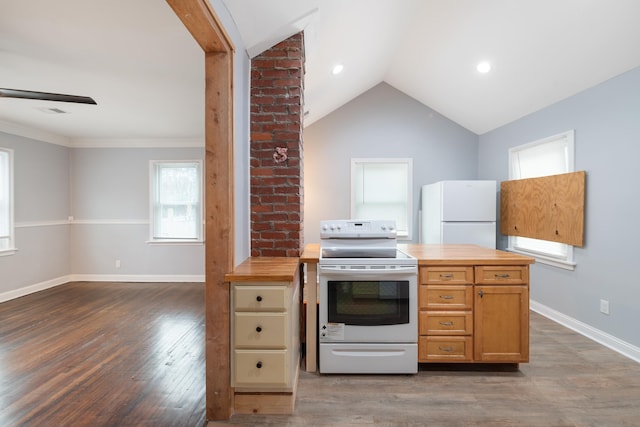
<box><xmin>351</xmin><ymin>158</ymin><xmax>413</xmax><ymax>239</ymax></box>
<box><xmin>150</xmin><ymin>161</ymin><xmax>203</xmax><ymax>242</ymax></box>
<box><xmin>0</xmin><ymin>148</ymin><xmax>14</xmax><ymax>255</ymax></box>
<box><xmin>508</xmin><ymin>130</ymin><xmax>575</xmax><ymax>269</ymax></box>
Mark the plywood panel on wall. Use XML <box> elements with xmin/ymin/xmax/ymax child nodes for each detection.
<box><xmin>500</xmin><ymin>171</ymin><xmax>585</xmax><ymax>247</ymax></box>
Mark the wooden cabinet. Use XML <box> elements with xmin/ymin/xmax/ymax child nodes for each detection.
<box><xmin>474</xmin><ymin>266</ymin><xmax>529</xmax><ymax>362</ymax></box>
<box><xmin>418</xmin><ymin>266</ymin><xmax>473</xmax><ymax>362</ymax></box>
<box><xmin>418</xmin><ymin>263</ymin><xmax>530</xmax><ymax>364</ymax></box>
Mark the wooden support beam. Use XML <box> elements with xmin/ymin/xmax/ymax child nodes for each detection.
<box><xmin>166</xmin><ymin>0</ymin><xmax>235</xmax><ymax>421</ymax></box>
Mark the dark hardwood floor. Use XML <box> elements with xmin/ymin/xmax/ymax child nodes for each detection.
<box><xmin>0</xmin><ymin>281</ymin><xmax>205</xmax><ymax>427</ymax></box>
<box><xmin>3</xmin><ymin>282</ymin><xmax>640</xmax><ymax>426</ymax></box>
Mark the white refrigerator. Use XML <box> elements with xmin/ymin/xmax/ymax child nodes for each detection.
<box><xmin>420</xmin><ymin>180</ymin><xmax>497</xmax><ymax>249</ymax></box>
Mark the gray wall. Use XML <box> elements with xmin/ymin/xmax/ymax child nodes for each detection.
<box><xmin>303</xmin><ymin>82</ymin><xmax>478</xmax><ymax>244</ymax></box>
<box><xmin>0</xmin><ymin>133</ymin><xmax>71</xmax><ymax>297</ymax></box>
<box><xmin>478</xmin><ymin>66</ymin><xmax>640</xmax><ymax>349</ymax></box>
<box><xmin>69</xmin><ymin>147</ymin><xmax>206</xmax><ymax>278</ymax></box>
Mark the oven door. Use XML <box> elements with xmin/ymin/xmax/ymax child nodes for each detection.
<box><xmin>318</xmin><ymin>265</ymin><xmax>417</xmax><ymax>343</ymax></box>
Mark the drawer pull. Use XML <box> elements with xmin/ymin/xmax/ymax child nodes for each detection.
<box><xmin>438</xmin><ymin>346</ymin><xmax>454</xmax><ymax>353</ymax></box>
<box><xmin>439</xmin><ymin>295</ymin><xmax>454</xmax><ymax>300</ymax></box>
<box><xmin>439</xmin><ymin>321</ymin><xmax>454</xmax><ymax>327</ymax></box>
<box><xmin>439</xmin><ymin>273</ymin><xmax>454</xmax><ymax>280</ymax></box>
<box><xmin>255</xmin><ymin>326</ymin><xmax>262</xmax><ymax>333</ymax></box>
<box><xmin>256</xmin><ymin>361</ymin><xmax>263</xmax><ymax>369</ymax></box>
<box><xmin>256</xmin><ymin>295</ymin><xmax>263</xmax><ymax>302</ymax></box>
<box><xmin>495</xmin><ymin>273</ymin><xmax>511</xmax><ymax>279</ymax></box>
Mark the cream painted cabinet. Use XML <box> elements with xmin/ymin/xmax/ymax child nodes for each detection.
<box><xmin>225</xmin><ymin>257</ymin><xmax>301</xmax><ymax>415</ymax></box>
<box><xmin>232</xmin><ymin>281</ymin><xmax>299</xmax><ymax>392</ymax></box>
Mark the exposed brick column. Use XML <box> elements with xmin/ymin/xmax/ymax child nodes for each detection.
<box><xmin>250</xmin><ymin>32</ymin><xmax>305</xmax><ymax>257</ymax></box>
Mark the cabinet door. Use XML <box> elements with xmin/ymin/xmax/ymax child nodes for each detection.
<box><xmin>474</xmin><ymin>285</ymin><xmax>529</xmax><ymax>362</ymax></box>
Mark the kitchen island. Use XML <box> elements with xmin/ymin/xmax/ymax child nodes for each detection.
<box><xmin>300</xmin><ymin>243</ymin><xmax>534</xmax><ymax>371</ymax></box>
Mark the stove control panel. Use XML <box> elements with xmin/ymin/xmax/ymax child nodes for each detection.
<box><xmin>320</xmin><ymin>219</ymin><xmax>396</xmax><ymax>239</ymax></box>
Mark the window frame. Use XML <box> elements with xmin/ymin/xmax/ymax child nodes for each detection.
<box><xmin>507</xmin><ymin>130</ymin><xmax>576</xmax><ymax>270</ymax></box>
<box><xmin>148</xmin><ymin>160</ymin><xmax>204</xmax><ymax>244</ymax></box>
<box><xmin>0</xmin><ymin>147</ymin><xmax>15</xmax><ymax>256</ymax></box>
<box><xmin>350</xmin><ymin>157</ymin><xmax>413</xmax><ymax>240</ymax></box>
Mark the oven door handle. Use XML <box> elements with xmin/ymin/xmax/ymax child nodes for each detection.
<box><xmin>319</xmin><ymin>266</ymin><xmax>417</xmax><ymax>279</ymax></box>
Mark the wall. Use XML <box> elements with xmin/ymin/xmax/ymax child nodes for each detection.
<box><xmin>69</xmin><ymin>147</ymin><xmax>205</xmax><ymax>279</ymax></box>
<box><xmin>478</xmin><ymin>66</ymin><xmax>640</xmax><ymax>353</ymax></box>
<box><xmin>303</xmin><ymin>82</ymin><xmax>478</xmax><ymax>244</ymax></box>
<box><xmin>0</xmin><ymin>132</ymin><xmax>71</xmax><ymax>300</ymax></box>
<box><xmin>216</xmin><ymin>0</ymin><xmax>252</xmax><ymax>267</ymax></box>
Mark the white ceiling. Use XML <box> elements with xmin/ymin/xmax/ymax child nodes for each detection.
<box><xmin>1</xmin><ymin>0</ymin><xmax>640</xmax><ymax>145</ymax></box>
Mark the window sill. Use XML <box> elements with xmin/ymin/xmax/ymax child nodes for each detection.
<box><xmin>508</xmin><ymin>247</ymin><xmax>576</xmax><ymax>271</ymax></box>
<box><xmin>0</xmin><ymin>248</ymin><xmax>18</xmax><ymax>257</ymax></box>
<box><xmin>147</xmin><ymin>239</ymin><xmax>204</xmax><ymax>246</ymax></box>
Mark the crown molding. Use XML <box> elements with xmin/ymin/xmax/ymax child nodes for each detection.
<box><xmin>71</xmin><ymin>138</ymin><xmax>205</xmax><ymax>148</ymax></box>
<box><xmin>0</xmin><ymin>119</ymin><xmax>72</xmax><ymax>147</ymax></box>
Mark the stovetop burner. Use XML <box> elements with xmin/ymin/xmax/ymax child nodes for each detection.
<box><xmin>319</xmin><ymin>248</ymin><xmax>417</xmax><ymax>267</ymax></box>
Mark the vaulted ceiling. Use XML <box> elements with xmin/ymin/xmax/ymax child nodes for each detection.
<box><xmin>1</xmin><ymin>0</ymin><xmax>640</xmax><ymax>145</ymax></box>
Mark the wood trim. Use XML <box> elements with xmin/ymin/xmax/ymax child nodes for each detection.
<box><xmin>500</xmin><ymin>171</ymin><xmax>585</xmax><ymax>246</ymax></box>
<box><xmin>166</xmin><ymin>0</ymin><xmax>234</xmax><ymax>421</ymax></box>
<box><xmin>166</xmin><ymin>0</ymin><xmax>233</xmax><ymax>53</ymax></box>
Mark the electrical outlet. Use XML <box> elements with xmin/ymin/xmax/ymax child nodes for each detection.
<box><xmin>115</xmin><ymin>259</ymin><xmax>121</xmax><ymax>269</ymax></box>
<box><xmin>600</xmin><ymin>299</ymin><xmax>610</xmax><ymax>315</ymax></box>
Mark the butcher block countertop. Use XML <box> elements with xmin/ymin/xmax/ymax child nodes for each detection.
<box><xmin>225</xmin><ymin>256</ymin><xmax>300</xmax><ymax>282</ymax></box>
<box><xmin>399</xmin><ymin>243</ymin><xmax>534</xmax><ymax>265</ymax></box>
<box><xmin>299</xmin><ymin>243</ymin><xmax>534</xmax><ymax>265</ymax></box>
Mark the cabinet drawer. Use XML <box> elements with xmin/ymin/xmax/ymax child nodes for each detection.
<box><xmin>234</xmin><ymin>285</ymin><xmax>288</xmax><ymax>311</ymax></box>
<box><xmin>234</xmin><ymin>350</ymin><xmax>289</xmax><ymax>388</ymax></box>
<box><xmin>419</xmin><ymin>285</ymin><xmax>472</xmax><ymax>310</ymax></box>
<box><xmin>419</xmin><ymin>311</ymin><xmax>472</xmax><ymax>335</ymax></box>
<box><xmin>475</xmin><ymin>266</ymin><xmax>528</xmax><ymax>285</ymax></box>
<box><xmin>419</xmin><ymin>336</ymin><xmax>473</xmax><ymax>362</ymax></box>
<box><xmin>234</xmin><ymin>312</ymin><xmax>288</xmax><ymax>348</ymax></box>
<box><xmin>420</xmin><ymin>266</ymin><xmax>473</xmax><ymax>285</ymax></box>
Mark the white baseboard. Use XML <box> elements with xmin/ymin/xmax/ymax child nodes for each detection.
<box><xmin>0</xmin><ymin>275</ymin><xmax>73</xmax><ymax>303</ymax></box>
<box><xmin>69</xmin><ymin>274</ymin><xmax>205</xmax><ymax>283</ymax></box>
<box><xmin>0</xmin><ymin>274</ymin><xmax>205</xmax><ymax>303</ymax></box>
<box><xmin>531</xmin><ymin>300</ymin><xmax>640</xmax><ymax>363</ymax></box>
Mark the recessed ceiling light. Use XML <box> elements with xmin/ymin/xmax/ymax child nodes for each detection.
<box><xmin>477</xmin><ymin>61</ymin><xmax>491</xmax><ymax>73</ymax></box>
<box><xmin>332</xmin><ymin>63</ymin><xmax>344</xmax><ymax>75</ymax></box>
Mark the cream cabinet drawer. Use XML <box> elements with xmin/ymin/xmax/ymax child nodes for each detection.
<box><xmin>419</xmin><ymin>285</ymin><xmax>472</xmax><ymax>310</ymax></box>
<box><xmin>420</xmin><ymin>266</ymin><xmax>474</xmax><ymax>285</ymax></box>
<box><xmin>234</xmin><ymin>285</ymin><xmax>288</xmax><ymax>311</ymax></box>
<box><xmin>419</xmin><ymin>311</ymin><xmax>472</xmax><ymax>335</ymax></box>
<box><xmin>234</xmin><ymin>350</ymin><xmax>289</xmax><ymax>388</ymax></box>
<box><xmin>475</xmin><ymin>266</ymin><xmax>528</xmax><ymax>285</ymax></box>
<box><xmin>419</xmin><ymin>336</ymin><xmax>473</xmax><ymax>362</ymax></box>
<box><xmin>234</xmin><ymin>312</ymin><xmax>288</xmax><ymax>349</ymax></box>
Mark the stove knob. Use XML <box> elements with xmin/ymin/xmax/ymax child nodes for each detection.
<box><xmin>381</xmin><ymin>225</ymin><xmax>387</xmax><ymax>231</ymax></box>
<box><xmin>329</xmin><ymin>224</ymin><xmax>335</xmax><ymax>230</ymax></box>
<box><xmin>321</xmin><ymin>224</ymin><xmax>328</xmax><ymax>231</ymax></box>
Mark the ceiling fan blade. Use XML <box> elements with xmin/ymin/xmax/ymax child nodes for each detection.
<box><xmin>0</xmin><ymin>88</ymin><xmax>97</xmax><ymax>105</ymax></box>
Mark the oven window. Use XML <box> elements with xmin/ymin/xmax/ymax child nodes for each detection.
<box><xmin>327</xmin><ymin>280</ymin><xmax>410</xmax><ymax>326</ymax></box>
